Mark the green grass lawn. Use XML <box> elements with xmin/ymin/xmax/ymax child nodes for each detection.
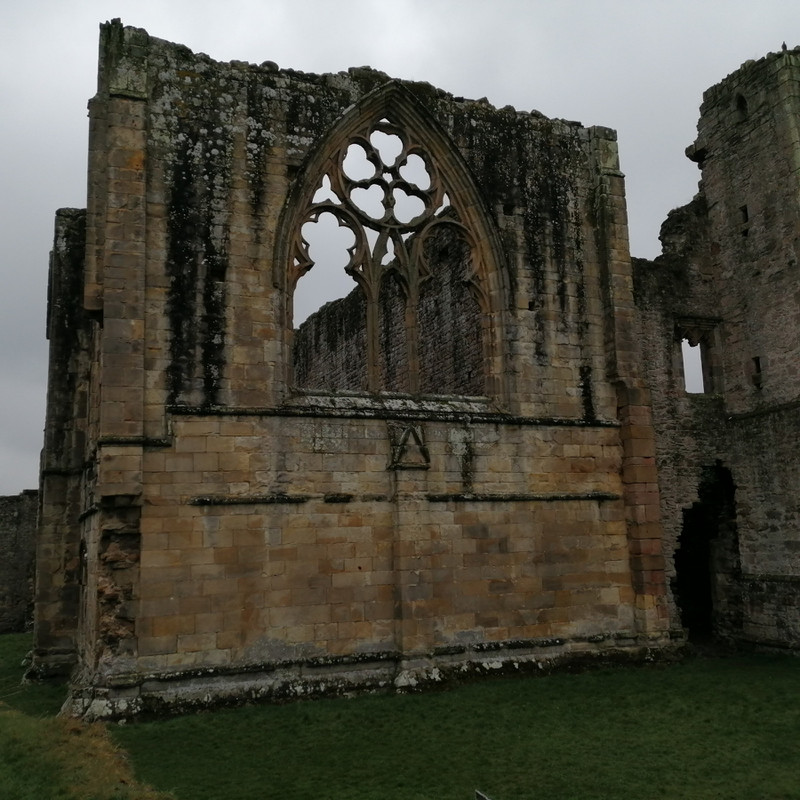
<box><xmin>0</xmin><ymin>633</ymin><xmax>173</xmax><ymax>800</ymax></box>
<box><xmin>3</xmin><ymin>631</ymin><xmax>800</xmax><ymax>800</ymax></box>
<box><xmin>114</xmin><ymin>649</ymin><xmax>800</xmax><ymax>800</ymax></box>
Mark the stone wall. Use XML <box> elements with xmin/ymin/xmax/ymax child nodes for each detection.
<box><xmin>32</xmin><ymin>23</ymin><xmax>800</xmax><ymax>718</ymax></box>
<box><xmin>294</xmin><ymin>225</ymin><xmax>484</xmax><ymax>396</ymax></box>
<box><xmin>293</xmin><ymin>286</ymin><xmax>369</xmax><ymax>392</ymax></box>
<box><xmin>0</xmin><ymin>491</ymin><xmax>38</xmax><ymax>633</ymax></box>
<box><xmin>633</xmin><ymin>198</ymin><xmax>731</xmax><ymax>631</ymax></box>
<box><xmin>36</xmin><ymin>20</ymin><xmax>673</xmax><ymax>718</ymax></box>
<box><xmin>635</xmin><ymin>48</ymin><xmax>800</xmax><ymax>648</ymax></box>
<box><xmin>34</xmin><ymin>207</ymin><xmax>91</xmax><ymax>676</ymax></box>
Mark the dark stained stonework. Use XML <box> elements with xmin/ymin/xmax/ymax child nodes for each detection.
<box><xmin>634</xmin><ymin>48</ymin><xmax>800</xmax><ymax>648</ymax></box>
<box><xmin>0</xmin><ymin>491</ymin><xmax>38</xmax><ymax>633</ymax></box>
<box><xmin>28</xmin><ymin>21</ymin><xmax>800</xmax><ymax>719</ymax></box>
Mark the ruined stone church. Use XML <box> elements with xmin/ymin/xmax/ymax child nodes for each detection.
<box><xmin>32</xmin><ymin>20</ymin><xmax>800</xmax><ymax>717</ymax></box>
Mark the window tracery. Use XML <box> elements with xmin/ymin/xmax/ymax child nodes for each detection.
<box><xmin>290</xmin><ymin>116</ymin><xmax>486</xmax><ymax>396</ymax></box>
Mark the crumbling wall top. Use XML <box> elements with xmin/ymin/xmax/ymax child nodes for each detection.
<box><xmin>700</xmin><ymin>45</ymin><xmax>800</xmax><ymax>103</ymax></box>
<box><xmin>96</xmin><ymin>18</ymin><xmax>614</xmax><ymax>135</ymax></box>
<box><xmin>688</xmin><ymin>45</ymin><xmax>800</xmax><ymax>162</ymax></box>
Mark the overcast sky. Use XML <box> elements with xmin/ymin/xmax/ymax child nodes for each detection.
<box><xmin>1</xmin><ymin>0</ymin><xmax>797</xmax><ymax>495</ymax></box>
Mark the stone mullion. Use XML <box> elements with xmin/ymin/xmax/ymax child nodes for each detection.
<box><xmin>365</xmin><ymin>297</ymin><xmax>380</xmax><ymax>392</ymax></box>
<box><xmin>404</xmin><ymin>276</ymin><xmax>420</xmax><ymax>395</ymax></box>
<box><xmin>363</xmin><ymin>255</ymin><xmax>381</xmax><ymax>392</ymax></box>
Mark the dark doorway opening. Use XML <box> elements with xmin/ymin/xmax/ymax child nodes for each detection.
<box><xmin>673</xmin><ymin>463</ymin><xmax>740</xmax><ymax>642</ymax></box>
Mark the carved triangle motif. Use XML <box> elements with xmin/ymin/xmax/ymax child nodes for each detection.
<box><xmin>387</xmin><ymin>423</ymin><xmax>430</xmax><ymax>470</ymax></box>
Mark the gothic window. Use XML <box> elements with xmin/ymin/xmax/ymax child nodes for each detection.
<box><xmin>289</xmin><ymin>114</ymin><xmax>488</xmax><ymax>397</ymax></box>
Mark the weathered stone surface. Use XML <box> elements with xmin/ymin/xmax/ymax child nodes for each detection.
<box><xmin>0</xmin><ymin>491</ymin><xmax>37</xmax><ymax>632</ymax></box>
<box><xmin>635</xmin><ymin>47</ymin><xmax>800</xmax><ymax>649</ymax></box>
<box><xmin>33</xmin><ymin>21</ymin><xmax>800</xmax><ymax>718</ymax></box>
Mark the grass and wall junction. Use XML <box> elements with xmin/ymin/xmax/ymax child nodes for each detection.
<box><xmin>2</xmin><ymin>632</ymin><xmax>800</xmax><ymax>799</ymax></box>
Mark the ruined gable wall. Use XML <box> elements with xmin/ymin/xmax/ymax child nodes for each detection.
<box><xmin>293</xmin><ymin>286</ymin><xmax>369</xmax><ymax>392</ymax></box>
<box><xmin>293</xmin><ymin>226</ymin><xmax>484</xmax><ymax>396</ymax></box>
<box><xmin>38</xmin><ymin>21</ymin><xmax>671</xmax><ymax>717</ymax></box>
<box><xmin>93</xmin><ymin>22</ymin><xmax>633</xmax><ymax>423</ymax></box>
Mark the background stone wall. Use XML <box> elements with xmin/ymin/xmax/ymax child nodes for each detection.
<box><xmin>294</xmin><ymin>226</ymin><xmax>484</xmax><ymax>396</ymax></box>
<box><xmin>635</xmin><ymin>48</ymin><xmax>800</xmax><ymax>648</ymax></box>
<box><xmin>0</xmin><ymin>490</ymin><xmax>37</xmax><ymax>632</ymax></box>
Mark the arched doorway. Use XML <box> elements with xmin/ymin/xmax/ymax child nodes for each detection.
<box><xmin>673</xmin><ymin>463</ymin><xmax>741</xmax><ymax>642</ymax></box>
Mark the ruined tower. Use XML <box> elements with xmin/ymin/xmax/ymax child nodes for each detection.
<box><xmin>636</xmin><ymin>48</ymin><xmax>800</xmax><ymax>647</ymax></box>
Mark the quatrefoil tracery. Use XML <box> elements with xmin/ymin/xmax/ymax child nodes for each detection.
<box><xmin>291</xmin><ymin>118</ymin><xmax>472</xmax><ymax>303</ymax></box>
<box><xmin>335</xmin><ymin>122</ymin><xmax>438</xmax><ymax>230</ymax></box>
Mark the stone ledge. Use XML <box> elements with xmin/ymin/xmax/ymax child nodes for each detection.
<box><xmin>62</xmin><ymin>633</ymin><xmax>683</xmax><ymax>720</ymax></box>
<box><xmin>166</xmin><ymin>402</ymin><xmax>621</xmax><ymax>428</ymax></box>
<box><xmin>741</xmin><ymin>573</ymin><xmax>800</xmax><ymax>584</ymax></box>
<box><xmin>189</xmin><ymin>493</ymin><xmax>310</xmax><ymax>506</ymax></box>
<box><xmin>426</xmin><ymin>491</ymin><xmax>621</xmax><ymax>503</ymax></box>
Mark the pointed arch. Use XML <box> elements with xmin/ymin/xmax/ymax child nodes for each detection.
<box><xmin>274</xmin><ymin>80</ymin><xmax>507</xmax><ymax>400</ymax></box>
